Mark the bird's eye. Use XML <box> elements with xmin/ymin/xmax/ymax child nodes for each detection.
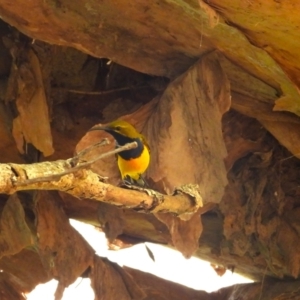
<box><xmin>115</xmin><ymin>126</ymin><xmax>121</xmax><ymax>131</ymax></box>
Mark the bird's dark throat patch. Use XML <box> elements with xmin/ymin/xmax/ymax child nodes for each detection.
<box><xmin>107</xmin><ymin>130</ymin><xmax>144</xmax><ymax>160</ymax></box>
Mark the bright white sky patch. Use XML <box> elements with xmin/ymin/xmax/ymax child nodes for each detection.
<box><xmin>27</xmin><ymin>219</ymin><xmax>252</xmax><ymax>299</ymax></box>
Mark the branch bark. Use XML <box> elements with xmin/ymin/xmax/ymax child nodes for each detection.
<box><xmin>0</xmin><ymin>155</ymin><xmax>202</xmax><ymax>217</ymax></box>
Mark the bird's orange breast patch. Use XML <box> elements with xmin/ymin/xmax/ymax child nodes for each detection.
<box><xmin>117</xmin><ymin>146</ymin><xmax>150</xmax><ymax>180</ymax></box>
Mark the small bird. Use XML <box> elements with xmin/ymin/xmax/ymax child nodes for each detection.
<box><xmin>89</xmin><ymin>120</ymin><xmax>150</xmax><ymax>186</ymax></box>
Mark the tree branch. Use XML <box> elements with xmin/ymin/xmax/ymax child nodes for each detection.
<box><xmin>13</xmin><ymin>140</ymin><xmax>137</xmax><ymax>186</ymax></box>
<box><xmin>0</xmin><ymin>144</ymin><xmax>203</xmax><ymax>217</ymax></box>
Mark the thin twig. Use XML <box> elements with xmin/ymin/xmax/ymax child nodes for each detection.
<box><xmin>258</xmin><ymin>265</ymin><xmax>268</xmax><ymax>300</ymax></box>
<box><xmin>55</xmin><ymin>85</ymin><xmax>149</xmax><ymax>95</ymax></box>
<box><xmin>70</xmin><ymin>138</ymin><xmax>110</xmax><ymax>165</ymax></box>
<box><xmin>279</xmin><ymin>153</ymin><xmax>300</xmax><ymax>162</ymax></box>
<box><xmin>70</xmin><ymin>141</ymin><xmax>137</xmax><ymax>171</ymax></box>
<box><xmin>15</xmin><ymin>142</ymin><xmax>137</xmax><ymax>186</ymax></box>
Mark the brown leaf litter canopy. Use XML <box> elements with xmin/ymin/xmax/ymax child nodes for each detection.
<box><xmin>0</xmin><ymin>1</ymin><xmax>300</xmax><ymax>299</ymax></box>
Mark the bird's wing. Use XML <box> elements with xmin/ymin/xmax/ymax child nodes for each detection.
<box><xmin>141</xmin><ymin>135</ymin><xmax>150</xmax><ymax>153</ymax></box>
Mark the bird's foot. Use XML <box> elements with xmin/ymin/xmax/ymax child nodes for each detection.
<box><xmin>120</xmin><ymin>176</ymin><xmax>162</xmax><ymax>200</ymax></box>
<box><xmin>122</xmin><ymin>175</ymin><xmax>149</xmax><ymax>188</ymax></box>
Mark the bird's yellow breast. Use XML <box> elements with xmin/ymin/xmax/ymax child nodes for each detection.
<box><xmin>89</xmin><ymin>119</ymin><xmax>150</xmax><ymax>183</ymax></box>
<box><xmin>117</xmin><ymin>145</ymin><xmax>150</xmax><ymax>180</ymax></box>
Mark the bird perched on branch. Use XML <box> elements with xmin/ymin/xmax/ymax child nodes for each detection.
<box><xmin>89</xmin><ymin>120</ymin><xmax>150</xmax><ymax>186</ymax></box>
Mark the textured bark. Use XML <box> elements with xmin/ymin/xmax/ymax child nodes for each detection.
<box><xmin>0</xmin><ymin>0</ymin><xmax>299</xmax><ymax>116</ymax></box>
<box><xmin>0</xmin><ymin>160</ymin><xmax>203</xmax><ymax>217</ymax></box>
<box><xmin>206</xmin><ymin>0</ymin><xmax>300</xmax><ymax>115</ymax></box>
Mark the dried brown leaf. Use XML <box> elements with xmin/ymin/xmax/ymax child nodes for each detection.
<box><xmin>107</xmin><ymin>236</ymin><xmax>136</xmax><ymax>251</ymax></box>
<box><xmin>217</xmin><ymin>279</ymin><xmax>300</xmax><ymax>300</ymax></box>
<box><xmin>223</xmin><ymin>110</ymin><xmax>267</xmax><ymax>170</ymax></box>
<box><xmin>98</xmin><ymin>202</ymin><xmax>125</xmax><ymax>241</ymax></box>
<box><xmin>35</xmin><ymin>191</ymin><xmax>94</xmax><ymax>286</ymax></box>
<box><xmin>54</xmin><ymin>282</ymin><xmax>65</xmax><ymax>300</ymax></box>
<box><xmin>145</xmin><ymin>244</ymin><xmax>155</xmax><ymax>262</ymax></box>
<box><xmin>274</xmin><ymin>95</ymin><xmax>300</xmax><ymax>115</ymax></box>
<box><xmin>124</xmin><ymin>267</ymin><xmax>212</xmax><ymax>300</ymax></box>
<box><xmin>0</xmin><ymin>273</ymin><xmax>27</xmax><ymax>300</ymax></box>
<box><xmin>277</xmin><ymin>222</ymin><xmax>300</xmax><ymax>278</ymax></box>
<box><xmin>0</xmin><ymin>103</ymin><xmax>20</xmax><ymax>162</ymax></box>
<box><xmin>12</xmin><ymin>117</ymin><xmax>25</xmax><ymax>154</ymax></box>
<box><xmin>260</xmin><ymin>119</ymin><xmax>300</xmax><ymax>160</ymax></box>
<box><xmin>90</xmin><ymin>256</ymin><xmax>132</xmax><ymax>300</ymax></box>
<box><xmin>12</xmin><ymin>49</ymin><xmax>53</xmax><ymax>156</ymax></box>
<box><xmin>210</xmin><ymin>263</ymin><xmax>226</xmax><ymax>277</ymax></box>
<box><xmin>155</xmin><ymin>209</ymin><xmax>203</xmax><ymax>258</ymax></box>
<box><xmin>110</xmin><ymin>263</ymin><xmax>146</xmax><ymax>299</ymax></box>
<box><xmin>0</xmin><ymin>194</ymin><xmax>34</xmax><ymax>259</ymax></box>
<box><xmin>0</xmin><ymin>248</ymin><xmax>51</xmax><ymax>293</ymax></box>
<box><xmin>145</xmin><ymin>52</ymin><xmax>229</xmax><ymax>203</ymax></box>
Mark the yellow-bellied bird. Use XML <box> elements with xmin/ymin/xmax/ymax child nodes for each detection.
<box><xmin>89</xmin><ymin>120</ymin><xmax>150</xmax><ymax>185</ymax></box>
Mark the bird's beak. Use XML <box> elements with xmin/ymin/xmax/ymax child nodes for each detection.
<box><xmin>88</xmin><ymin>125</ymin><xmax>108</xmax><ymax>132</ymax></box>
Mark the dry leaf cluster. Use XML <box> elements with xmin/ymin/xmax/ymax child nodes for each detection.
<box><xmin>0</xmin><ymin>1</ymin><xmax>300</xmax><ymax>299</ymax></box>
